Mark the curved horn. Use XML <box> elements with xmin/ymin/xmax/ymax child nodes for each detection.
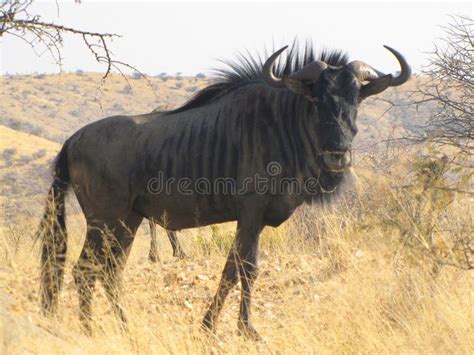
<box><xmin>345</xmin><ymin>60</ymin><xmax>380</xmax><ymax>82</ymax></box>
<box><xmin>347</xmin><ymin>45</ymin><xmax>411</xmax><ymax>86</ymax></box>
<box><xmin>290</xmin><ymin>61</ymin><xmax>328</xmax><ymax>82</ymax></box>
<box><xmin>382</xmin><ymin>45</ymin><xmax>411</xmax><ymax>86</ymax></box>
<box><xmin>262</xmin><ymin>46</ymin><xmax>288</xmax><ymax>88</ymax></box>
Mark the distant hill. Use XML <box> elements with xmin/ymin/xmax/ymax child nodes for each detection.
<box><xmin>0</xmin><ymin>124</ymin><xmax>59</xmax><ymax>220</ymax></box>
<box><xmin>0</xmin><ymin>72</ymin><xmax>206</xmax><ymax>143</ymax></box>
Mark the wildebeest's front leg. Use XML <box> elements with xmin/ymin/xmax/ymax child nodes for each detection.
<box><xmin>202</xmin><ymin>246</ymin><xmax>239</xmax><ymax>332</ymax></box>
<box><xmin>202</xmin><ymin>207</ymin><xmax>263</xmax><ymax>340</ymax></box>
<box><xmin>167</xmin><ymin>230</ymin><xmax>187</xmax><ymax>259</ymax></box>
<box><xmin>148</xmin><ymin>219</ymin><xmax>159</xmax><ymax>262</ymax></box>
<box><xmin>235</xmin><ymin>218</ymin><xmax>263</xmax><ymax>340</ymax></box>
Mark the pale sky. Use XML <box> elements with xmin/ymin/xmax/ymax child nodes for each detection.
<box><xmin>1</xmin><ymin>1</ymin><xmax>472</xmax><ymax>76</ymax></box>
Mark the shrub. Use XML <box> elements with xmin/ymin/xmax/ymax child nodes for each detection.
<box><xmin>2</xmin><ymin>148</ymin><xmax>17</xmax><ymax>161</ymax></box>
<box><xmin>111</xmin><ymin>102</ymin><xmax>124</xmax><ymax>113</ymax></box>
<box><xmin>186</xmin><ymin>86</ymin><xmax>198</xmax><ymax>93</ymax></box>
<box><xmin>120</xmin><ymin>85</ymin><xmax>132</xmax><ymax>94</ymax></box>
<box><xmin>6</xmin><ymin>118</ymin><xmax>22</xmax><ymax>130</ymax></box>
<box><xmin>19</xmin><ymin>155</ymin><xmax>33</xmax><ymax>164</ymax></box>
<box><xmin>131</xmin><ymin>72</ymin><xmax>142</xmax><ymax>80</ymax></box>
<box><xmin>32</xmin><ymin>149</ymin><xmax>47</xmax><ymax>160</ymax></box>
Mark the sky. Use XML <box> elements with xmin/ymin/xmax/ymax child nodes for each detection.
<box><xmin>1</xmin><ymin>1</ymin><xmax>472</xmax><ymax>76</ymax></box>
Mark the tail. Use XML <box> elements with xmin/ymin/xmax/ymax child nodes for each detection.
<box><xmin>37</xmin><ymin>141</ymin><xmax>70</xmax><ymax>315</ymax></box>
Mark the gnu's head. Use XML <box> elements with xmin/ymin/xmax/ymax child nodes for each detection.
<box><xmin>262</xmin><ymin>45</ymin><xmax>411</xmax><ymax>172</ymax></box>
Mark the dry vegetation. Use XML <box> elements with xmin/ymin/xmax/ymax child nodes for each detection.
<box><xmin>0</xmin><ymin>73</ymin><xmax>472</xmax><ymax>354</ymax></box>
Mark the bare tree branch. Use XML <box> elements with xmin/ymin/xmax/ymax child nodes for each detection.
<box><xmin>0</xmin><ymin>0</ymin><xmax>150</xmax><ymax>84</ymax></box>
<box><xmin>408</xmin><ymin>15</ymin><xmax>473</xmax><ymax>154</ymax></box>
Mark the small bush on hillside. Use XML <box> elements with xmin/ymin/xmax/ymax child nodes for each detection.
<box><xmin>5</xmin><ymin>118</ymin><xmax>22</xmax><ymax>130</ymax></box>
<box><xmin>19</xmin><ymin>155</ymin><xmax>33</xmax><ymax>164</ymax></box>
<box><xmin>158</xmin><ymin>73</ymin><xmax>169</xmax><ymax>82</ymax></box>
<box><xmin>120</xmin><ymin>85</ymin><xmax>132</xmax><ymax>94</ymax></box>
<box><xmin>175</xmin><ymin>83</ymin><xmax>184</xmax><ymax>89</ymax></box>
<box><xmin>32</xmin><ymin>149</ymin><xmax>47</xmax><ymax>160</ymax></box>
<box><xmin>2</xmin><ymin>148</ymin><xmax>17</xmax><ymax>161</ymax></box>
<box><xmin>131</xmin><ymin>72</ymin><xmax>142</xmax><ymax>80</ymax></box>
<box><xmin>186</xmin><ymin>86</ymin><xmax>198</xmax><ymax>93</ymax></box>
<box><xmin>111</xmin><ymin>103</ymin><xmax>125</xmax><ymax>113</ymax></box>
<box><xmin>196</xmin><ymin>72</ymin><xmax>206</xmax><ymax>79</ymax></box>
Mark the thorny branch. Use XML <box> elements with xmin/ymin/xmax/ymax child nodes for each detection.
<box><xmin>371</xmin><ymin>16</ymin><xmax>473</xmax><ymax>271</ymax></box>
<box><xmin>406</xmin><ymin>16</ymin><xmax>472</xmax><ymax>154</ymax></box>
<box><xmin>0</xmin><ymin>0</ymin><xmax>150</xmax><ymax>85</ymax></box>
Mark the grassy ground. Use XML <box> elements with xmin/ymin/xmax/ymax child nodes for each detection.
<box><xmin>1</xmin><ymin>156</ymin><xmax>472</xmax><ymax>354</ymax></box>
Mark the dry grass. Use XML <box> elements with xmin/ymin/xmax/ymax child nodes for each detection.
<box><xmin>1</xmin><ymin>157</ymin><xmax>473</xmax><ymax>354</ymax></box>
<box><xmin>0</xmin><ymin>72</ymin><xmax>472</xmax><ymax>353</ymax></box>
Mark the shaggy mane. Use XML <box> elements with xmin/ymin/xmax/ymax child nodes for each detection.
<box><xmin>166</xmin><ymin>40</ymin><xmax>348</xmax><ymax>114</ymax></box>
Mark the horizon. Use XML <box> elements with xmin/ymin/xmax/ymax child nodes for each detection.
<box><xmin>1</xmin><ymin>1</ymin><xmax>472</xmax><ymax>77</ymax></box>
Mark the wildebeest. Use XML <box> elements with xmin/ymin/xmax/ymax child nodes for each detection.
<box><xmin>36</xmin><ymin>42</ymin><xmax>410</xmax><ymax>339</ymax></box>
<box><xmin>147</xmin><ymin>219</ymin><xmax>186</xmax><ymax>262</ymax></box>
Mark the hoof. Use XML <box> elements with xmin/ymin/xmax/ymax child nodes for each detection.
<box><xmin>148</xmin><ymin>254</ymin><xmax>159</xmax><ymax>263</ymax></box>
<box><xmin>174</xmin><ymin>251</ymin><xmax>188</xmax><ymax>260</ymax></box>
<box><xmin>237</xmin><ymin>322</ymin><xmax>262</xmax><ymax>341</ymax></box>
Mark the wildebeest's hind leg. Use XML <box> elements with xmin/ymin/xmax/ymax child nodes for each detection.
<box><xmin>148</xmin><ymin>219</ymin><xmax>159</xmax><ymax>263</ymax></box>
<box><xmin>100</xmin><ymin>212</ymin><xmax>143</xmax><ymax>331</ymax></box>
<box><xmin>202</xmin><ymin>206</ymin><xmax>263</xmax><ymax>340</ymax></box>
<box><xmin>167</xmin><ymin>230</ymin><xmax>187</xmax><ymax>259</ymax></box>
<box><xmin>73</xmin><ymin>212</ymin><xmax>143</xmax><ymax>334</ymax></box>
<box><xmin>72</xmin><ymin>226</ymin><xmax>102</xmax><ymax>335</ymax></box>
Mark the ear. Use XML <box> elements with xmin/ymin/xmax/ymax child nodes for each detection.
<box><xmin>359</xmin><ymin>74</ymin><xmax>392</xmax><ymax>100</ymax></box>
<box><xmin>282</xmin><ymin>76</ymin><xmax>313</xmax><ymax>97</ymax></box>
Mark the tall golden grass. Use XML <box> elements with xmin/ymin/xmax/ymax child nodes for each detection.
<box><xmin>1</xmin><ymin>150</ymin><xmax>473</xmax><ymax>354</ymax></box>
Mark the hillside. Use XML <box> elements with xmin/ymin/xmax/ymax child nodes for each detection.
<box><xmin>0</xmin><ymin>72</ymin><xmax>206</xmax><ymax>143</ymax></box>
<box><xmin>0</xmin><ymin>124</ymin><xmax>60</xmax><ymax>220</ymax></box>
